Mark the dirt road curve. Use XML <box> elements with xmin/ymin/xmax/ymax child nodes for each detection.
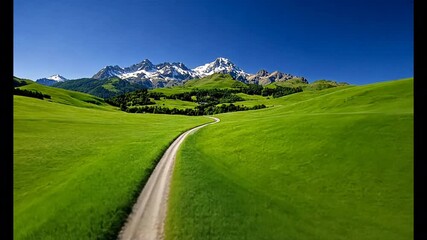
<box><xmin>118</xmin><ymin>117</ymin><xmax>220</xmax><ymax>240</ymax></box>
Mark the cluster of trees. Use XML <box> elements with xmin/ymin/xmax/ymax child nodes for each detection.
<box><xmin>261</xmin><ymin>86</ymin><xmax>303</xmax><ymax>98</ymax></box>
<box><xmin>105</xmin><ymin>89</ymin><xmax>155</xmax><ymax>110</ymax></box>
<box><xmin>237</xmin><ymin>84</ymin><xmax>264</xmax><ymax>95</ymax></box>
<box><xmin>236</xmin><ymin>84</ymin><xmax>303</xmax><ymax>97</ymax></box>
<box><xmin>126</xmin><ymin>103</ymin><xmax>266</xmax><ymax>116</ymax></box>
<box><xmin>13</xmin><ymin>78</ymin><xmax>28</xmax><ymax>87</ymax></box>
<box><xmin>195</xmin><ymin>103</ymin><xmax>266</xmax><ymax>115</ymax></box>
<box><xmin>14</xmin><ymin>88</ymin><xmax>51</xmax><ymax>100</ymax></box>
<box><xmin>147</xmin><ymin>92</ymin><xmax>166</xmax><ymax>100</ymax></box>
<box><xmin>167</xmin><ymin>89</ymin><xmax>244</xmax><ymax>104</ymax></box>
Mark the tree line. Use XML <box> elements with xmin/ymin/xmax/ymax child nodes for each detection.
<box><xmin>235</xmin><ymin>84</ymin><xmax>303</xmax><ymax>97</ymax></box>
<box><xmin>13</xmin><ymin>88</ymin><xmax>51</xmax><ymax>100</ymax></box>
<box><xmin>105</xmin><ymin>84</ymin><xmax>303</xmax><ymax>115</ymax></box>
<box><xmin>126</xmin><ymin>103</ymin><xmax>266</xmax><ymax>116</ymax></box>
<box><xmin>105</xmin><ymin>89</ymin><xmax>155</xmax><ymax>110</ymax></box>
<box><xmin>167</xmin><ymin>89</ymin><xmax>244</xmax><ymax>104</ymax></box>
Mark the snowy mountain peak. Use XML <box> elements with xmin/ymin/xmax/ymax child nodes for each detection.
<box><xmin>141</xmin><ymin>59</ymin><xmax>154</xmax><ymax>68</ymax></box>
<box><xmin>93</xmin><ymin>65</ymin><xmax>124</xmax><ymax>79</ymax></box>
<box><xmin>47</xmin><ymin>74</ymin><xmax>67</xmax><ymax>81</ymax></box>
<box><xmin>213</xmin><ymin>57</ymin><xmax>237</xmax><ymax>68</ymax></box>
<box><xmin>192</xmin><ymin>57</ymin><xmax>248</xmax><ymax>81</ymax></box>
<box><xmin>36</xmin><ymin>74</ymin><xmax>68</xmax><ymax>86</ymax></box>
<box><xmin>215</xmin><ymin>57</ymin><xmax>231</xmax><ymax>64</ymax></box>
<box><xmin>125</xmin><ymin>59</ymin><xmax>154</xmax><ymax>72</ymax></box>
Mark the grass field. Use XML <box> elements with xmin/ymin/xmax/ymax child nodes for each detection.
<box><xmin>166</xmin><ymin>78</ymin><xmax>413</xmax><ymax>239</ymax></box>
<box><xmin>152</xmin><ymin>98</ymin><xmax>199</xmax><ymax>109</ymax></box>
<box><xmin>13</xmin><ymin>89</ymin><xmax>211</xmax><ymax>239</ymax></box>
<box><xmin>150</xmin><ymin>87</ymin><xmax>191</xmax><ymax>96</ymax></box>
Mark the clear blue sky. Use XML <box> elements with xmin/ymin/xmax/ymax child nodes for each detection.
<box><xmin>14</xmin><ymin>0</ymin><xmax>413</xmax><ymax>84</ymax></box>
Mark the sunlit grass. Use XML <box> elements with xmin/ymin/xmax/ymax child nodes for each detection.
<box><xmin>166</xmin><ymin>78</ymin><xmax>413</xmax><ymax>240</ymax></box>
<box><xmin>13</xmin><ymin>93</ymin><xmax>210</xmax><ymax>239</ymax></box>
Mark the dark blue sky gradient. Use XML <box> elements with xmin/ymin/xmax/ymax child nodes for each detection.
<box><xmin>14</xmin><ymin>0</ymin><xmax>413</xmax><ymax>84</ymax></box>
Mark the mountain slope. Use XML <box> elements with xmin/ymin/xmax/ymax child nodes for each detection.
<box><xmin>192</xmin><ymin>57</ymin><xmax>249</xmax><ymax>81</ymax></box>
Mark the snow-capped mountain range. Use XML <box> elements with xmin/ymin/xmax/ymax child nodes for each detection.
<box><xmin>36</xmin><ymin>74</ymin><xmax>68</xmax><ymax>86</ymax></box>
<box><xmin>36</xmin><ymin>58</ymin><xmax>307</xmax><ymax>88</ymax></box>
<box><xmin>91</xmin><ymin>57</ymin><xmax>306</xmax><ymax>87</ymax></box>
<box><xmin>92</xmin><ymin>59</ymin><xmax>196</xmax><ymax>88</ymax></box>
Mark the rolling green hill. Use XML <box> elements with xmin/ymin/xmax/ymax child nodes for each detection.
<box><xmin>14</xmin><ymin>75</ymin><xmax>412</xmax><ymax>239</ymax></box>
<box><xmin>13</xmin><ymin>84</ymin><xmax>211</xmax><ymax>239</ymax></box>
<box><xmin>264</xmin><ymin>78</ymin><xmax>309</xmax><ymax>89</ymax></box>
<box><xmin>14</xmin><ymin>77</ymin><xmax>114</xmax><ymax>110</ymax></box>
<box><xmin>166</xmin><ymin>78</ymin><xmax>413</xmax><ymax>240</ymax></box>
<box><xmin>183</xmin><ymin>73</ymin><xmax>247</xmax><ymax>89</ymax></box>
<box><xmin>265</xmin><ymin>78</ymin><xmax>349</xmax><ymax>90</ymax></box>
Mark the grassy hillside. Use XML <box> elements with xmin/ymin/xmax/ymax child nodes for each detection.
<box><xmin>183</xmin><ymin>73</ymin><xmax>247</xmax><ymax>89</ymax></box>
<box><xmin>15</xmin><ymin>77</ymin><xmax>114</xmax><ymax>110</ymax></box>
<box><xmin>264</xmin><ymin>78</ymin><xmax>309</xmax><ymax>89</ymax></box>
<box><xmin>166</xmin><ymin>78</ymin><xmax>413</xmax><ymax>240</ymax></box>
<box><xmin>152</xmin><ymin>98</ymin><xmax>199</xmax><ymax>109</ymax></box>
<box><xmin>265</xmin><ymin>79</ymin><xmax>349</xmax><ymax>91</ymax></box>
<box><xmin>232</xmin><ymin>84</ymin><xmax>353</xmax><ymax>107</ymax></box>
<box><xmin>13</xmin><ymin>87</ymin><xmax>211</xmax><ymax>239</ymax></box>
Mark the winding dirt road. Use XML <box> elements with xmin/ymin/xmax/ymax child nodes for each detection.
<box><xmin>118</xmin><ymin>117</ymin><xmax>220</xmax><ymax>240</ymax></box>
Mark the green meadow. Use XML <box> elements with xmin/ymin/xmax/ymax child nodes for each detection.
<box><xmin>14</xmin><ymin>77</ymin><xmax>413</xmax><ymax>240</ymax></box>
<box><xmin>13</xmin><ymin>82</ymin><xmax>211</xmax><ymax>239</ymax></box>
<box><xmin>152</xmin><ymin>98</ymin><xmax>199</xmax><ymax>109</ymax></box>
<box><xmin>166</xmin><ymin>78</ymin><xmax>413</xmax><ymax>239</ymax></box>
